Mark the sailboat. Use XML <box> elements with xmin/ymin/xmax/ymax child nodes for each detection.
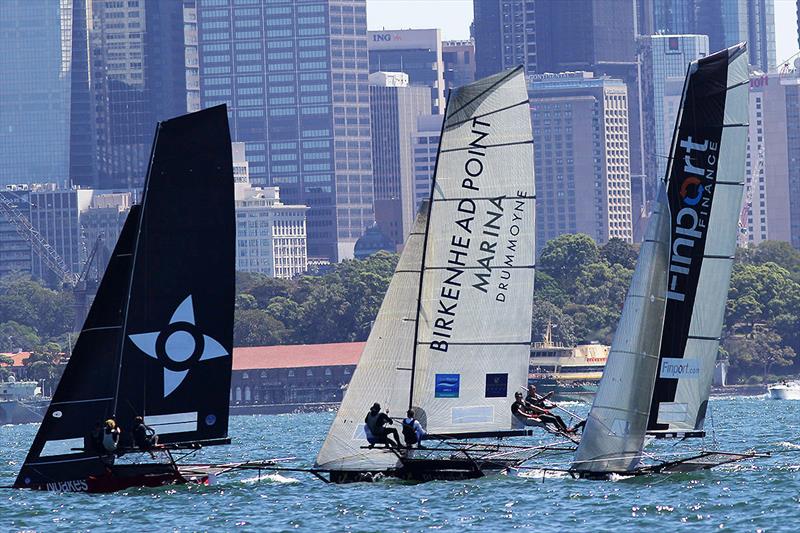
<box><xmin>314</xmin><ymin>66</ymin><xmax>547</xmax><ymax>483</ymax></box>
<box><xmin>14</xmin><ymin>106</ymin><xmax>265</xmax><ymax>492</ymax></box>
<box><xmin>570</xmin><ymin>43</ymin><xmax>764</xmax><ymax>478</ymax></box>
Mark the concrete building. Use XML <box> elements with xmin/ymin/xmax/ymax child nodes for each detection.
<box><xmin>640</xmin><ymin>35</ymin><xmax>709</xmax><ymax>190</ymax></box>
<box><xmin>229</xmin><ymin>342</ymin><xmax>364</xmax><ymax>411</ymax></box>
<box><xmin>0</xmin><ymin>1</ymin><xmax>90</xmax><ymax>187</ymax></box>
<box><xmin>529</xmin><ymin>72</ymin><xmax>633</xmax><ymax>250</ymax></box>
<box><xmin>0</xmin><ymin>186</ymin><xmax>34</xmax><ymax>278</ymax></box>
<box><xmin>473</xmin><ymin>0</ymin><xmax>537</xmax><ymax>78</ymax></box>
<box><xmin>368</xmin><ymin>72</ymin><xmax>430</xmax><ymax>244</ymax></box>
<box><xmin>183</xmin><ymin>1</ymin><xmax>201</xmax><ymax>113</ymax></box>
<box><xmin>740</xmin><ymin>72</ymin><xmax>796</xmax><ymax>247</ymax></box>
<box><xmin>410</xmin><ymin>114</ymin><xmax>444</xmax><ymax>215</ymax></box>
<box><xmin>443</xmin><ymin>39</ymin><xmax>476</xmax><ymax>90</ymax></box>
<box><xmin>196</xmin><ymin>0</ymin><xmax>374</xmax><ymax>262</ymax></box>
<box><xmin>80</xmin><ymin>192</ymin><xmax>134</xmax><ymax>276</ymax></box>
<box><xmin>367</xmin><ymin>29</ymin><xmax>445</xmax><ymax>114</ymax></box>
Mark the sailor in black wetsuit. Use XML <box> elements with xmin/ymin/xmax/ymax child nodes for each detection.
<box><xmin>132</xmin><ymin>416</ymin><xmax>159</xmax><ymax>457</ymax></box>
<box><xmin>364</xmin><ymin>403</ymin><xmax>401</xmax><ymax>448</ymax></box>
<box><xmin>525</xmin><ymin>385</ymin><xmax>579</xmax><ymax>433</ymax></box>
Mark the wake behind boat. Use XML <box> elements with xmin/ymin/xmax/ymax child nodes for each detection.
<box><xmin>313</xmin><ymin>66</ymin><xmax>570</xmax><ymax>483</ymax></box>
<box><xmin>13</xmin><ymin>106</ymin><xmax>277</xmax><ymax>493</ymax></box>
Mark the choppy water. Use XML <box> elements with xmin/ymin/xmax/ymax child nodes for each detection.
<box><xmin>2</xmin><ymin>396</ymin><xmax>799</xmax><ymax>531</ymax></box>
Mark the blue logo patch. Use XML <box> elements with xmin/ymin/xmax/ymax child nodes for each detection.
<box><xmin>435</xmin><ymin>374</ymin><xmax>460</xmax><ymax>398</ymax></box>
<box><xmin>205</xmin><ymin>414</ymin><xmax>217</xmax><ymax>426</ymax></box>
<box><xmin>485</xmin><ymin>373</ymin><xmax>508</xmax><ymax>398</ymax></box>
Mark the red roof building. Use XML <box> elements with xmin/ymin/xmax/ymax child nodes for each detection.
<box><xmin>233</xmin><ymin>342</ymin><xmax>364</xmax><ymax>370</ymax></box>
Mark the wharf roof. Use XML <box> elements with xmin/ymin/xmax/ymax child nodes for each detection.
<box><xmin>233</xmin><ymin>342</ymin><xmax>365</xmax><ymax>370</ymax></box>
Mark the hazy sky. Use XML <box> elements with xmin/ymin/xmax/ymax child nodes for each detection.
<box><xmin>366</xmin><ymin>0</ymin><xmax>800</xmax><ymax>69</ymax></box>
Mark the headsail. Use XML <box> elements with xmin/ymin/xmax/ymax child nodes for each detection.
<box><xmin>647</xmin><ymin>43</ymin><xmax>748</xmax><ymax>433</ymax></box>
<box><xmin>573</xmin><ymin>44</ymin><xmax>748</xmax><ymax>473</ymax></box>
<box><xmin>315</xmin><ymin>67</ymin><xmax>536</xmax><ymax>471</ymax></box>
<box><xmin>15</xmin><ymin>105</ymin><xmax>234</xmax><ymax>489</ymax></box>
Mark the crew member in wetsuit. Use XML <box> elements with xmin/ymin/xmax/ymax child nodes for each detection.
<box><xmin>86</xmin><ymin>420</ymin><xmax>104</xmax><ymax>454</ymax></box>
<box><xmin>524</xmin><ymin>385</ymin><xmax>577</xmax><ymax>434</ymax></box>
<box><xmin>132</xmin><ymin>416</ymin><xmax>159</xmax><ymax>457</ymax></box>
<box><xmin>102</xmin><ymin>418</ymin><xmax>121</xmax><ymax>453</ymax></box>
<box><xmin>364</xmin><ymin>403</ymin><xmax>401</xmax><ymax>448</ymax></box>
<box><xmin>401</xmin><ymin>409</ymin><xmax>426</xmax><ymax>449</ymax></box>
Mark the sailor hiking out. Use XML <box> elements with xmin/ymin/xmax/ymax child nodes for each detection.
<box><xmin>364</xmin><ymin>403</ymin><xmax>401</xmax><ymax>449</ymax></box>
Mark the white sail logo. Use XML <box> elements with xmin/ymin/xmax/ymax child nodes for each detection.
<box><xmin>128</xmin><ymin>295</ymin><xmax>229</xmax><ymax>397</ymax></box>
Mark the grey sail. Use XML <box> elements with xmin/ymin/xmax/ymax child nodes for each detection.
<box><xmin>315</xmin><ymin>66</ymin><xmax>537</xmax><ymax>471</ymax></box>
<box><xmin>314</xmin><ymin>206</ymin><xmax>426</xmax><ymax>472</ymax></box>
<box><xmin>647</xmin><ymin>43</ymin><xmax>749</xmax><ymax>433</ymax></box>
<box><xmin>573</xmin><ymin>43</ymin><xmax>748</xmax><ymax>473</ymax></box>
<box><xmin>572</xmin><ymin>189</ymin><xmax>670</xmax><ymax>472</ymax></box>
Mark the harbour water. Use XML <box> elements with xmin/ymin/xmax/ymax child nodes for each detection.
<box><xmin>2</xmin><ymin>396</ymin><xmax>799</xmax><ymax>531</ymax></box>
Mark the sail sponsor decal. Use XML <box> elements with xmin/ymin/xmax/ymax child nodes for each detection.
<box><xmin>435</xmin><ymin>374</ymin><xmax>460</xmax><ymax>398</ymax></box>
<box><xmin>649</xmin><ymin>49</ymin><xmax>728</xmax><ymax>431</ymax></box>
<box><xmin>452</xmin><ymin>405</ymin><xmax>493</xmax><ymax>424</ymax></box>
<box><xmin>430</xmin><ymin>116</ymin><xmax>533</xmax><ymax>353</ymax></box>
<box><xmin>659</xmin><ymin>357</ymin><xmax>700</xmax><ymax>379</ymax></box>
<box><xmin>656</xmin><ymin>402</ymin><xmax>689</xmax><ymax>424</ymax></box>
<box><xmin>485</xmin><ymin>373</ymin><xmax>508</xmax><ymax>398</ymax></box>
<box><xmin>128</xmin><ymin>295</ymin><xmax>229</xmax><ymax>397</ymax></box>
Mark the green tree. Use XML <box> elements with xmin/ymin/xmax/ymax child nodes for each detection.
<box><xmin>538</xmin><ymin>233</ymin><xmax>599</xmax><ymax>286</ymax></box>
<box><xmin>600</xmin><ymin>238</ymin><xmax>638</xmax><ymax>269</ymax></box>
<box><xmin>0</xmin><ymin>321</ymin><xmax>41</xmax><ymax>352</ymax></box>
<box><xmin>724</xmin><ymin>327</ymin><xmax>796</xmax><ymax>380</ymax></box>
<box><xmin>233</xmin><ymin>309</ymin><xmax>289</xmax><ymax>346</ymax></box>
<box><xmin>531</xmin><ymin>298</ymin><xmax>577</xmax><ymax>346</ymax></box>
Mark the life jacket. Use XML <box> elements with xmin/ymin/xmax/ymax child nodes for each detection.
<box><xmin>402</xmin><ymin>418</ymin><xmax>418</xmax><ymax>445</ymax></box>
<box><xmin>102</xmin><ymin>428</ymin><xmax>118</xmax><ymax>452</ymax></box>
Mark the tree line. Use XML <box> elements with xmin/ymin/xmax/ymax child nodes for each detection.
<box><xmin>1</xmin><ymin>236</ymin><xmax>798</xmax><ymax>384</ymax></box>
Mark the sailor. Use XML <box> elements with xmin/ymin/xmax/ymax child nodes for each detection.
<box><xmin>87</xmin><ymin>420</ymin><xmax>104</xmax><ymax>454</ymax></box>
<box><xmin>364</xmin><ymin>403</ymin><xmax>401</xmax><ymax>449</ymax></box>
<box><xmin>525</xmin><ymin>385</ymin><xmax>581</xmax><ymax>434</ymax></box>
<box><xmin>401</xmin><ymin>409</ymin><xmax>426</xmax><ymax>449</ymax></box>
<box><xmin>132</xmin><ymin>416</ymin><xmax>159</xmax><ymax>457</ymax></box>
<box><xmin>102</xmin><ymin>418</ymin><xmax>121</xmax><ymax>453</ymax></box>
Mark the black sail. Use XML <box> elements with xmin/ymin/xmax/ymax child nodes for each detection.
<box><xmin>15</xmin><ymin>105</ymin><xmax>234</xmax><ymax>489</ymax></box>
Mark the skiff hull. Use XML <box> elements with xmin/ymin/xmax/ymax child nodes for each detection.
<box><xmin>16</xmin><ymin>463</ymin><xmax>209</xmax><ymax>493</ymax></box>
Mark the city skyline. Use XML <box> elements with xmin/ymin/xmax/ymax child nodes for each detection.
<box><xmin>366</xmin><ymin>0</ymin><xmax>800</xmax><ymax>66</ymax></box>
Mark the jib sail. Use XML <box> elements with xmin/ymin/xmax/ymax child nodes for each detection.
<box><xmin>15</xmin><ymin>105</ymin><xmax>234</xmax><ymax>488</ymax></box>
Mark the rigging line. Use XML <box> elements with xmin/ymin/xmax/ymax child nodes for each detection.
<box><xmin>444</xmin><ymin>99</ymin><xmax>531</xmax><ymax>129</ymax></box>
<box><xmin>408</xmin><ymin>90</ymin><xmax>452</xmax><ymax>411</ymax></box>
<box><xmin>446</xmin><ymin>66</ymin><xmax>522</xmax><ymax>123</ymax></box>
<box><xmin>112</xmin><ymin>121</ymin><xmax>159</xmax><ymax>416</ymax></box>
<box><xmin>440</xmin><ymin>139</ymin><xmax>533</xmax><ymax>153</ymax></box>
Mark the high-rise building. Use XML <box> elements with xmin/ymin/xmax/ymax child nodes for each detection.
<box><xmin>81</xmin><ymin>192</ymin><xmax>134</xmax><ymax>275</ymax></box>
<box><xmin>741</xmin><ymin>73</ymin><xmax>797</xmax><ymax>247</ymax></box>
<box><xmin>88</xmin><ymin>0</ymin><xmax>188</xmax><ymax>190</ymax></box>
<box><xmin>649</xmin><ymin>0</ymin><xmax>695</xmax><ymax>34</ymax></box>
<box><xmin>196</xmin><ymin>0</ymin><xmax>374</xmax><ymax>262</ymax></box>
<box><xmin>640</xmin><ymin>35</ymin><xmax>709</xmax><ymax>187</ymax></box>
<box><xmin>367</xmin><ymin>29</ymin><xmax>445</xmax><ymax>114</ymax></box>
<box><xmin>0</xmin><ymin>1</ymin><xmax>91</xmax><ymax>187</ymax></box>
<box><xmin>473</xmin><ymin>0</ymin><xmax>537</xmax><ymax>78</ymax></box>
<box><xmin>747</xmin><ymin>0</ymin><xmax>776</xmax><ymax>72</ymax></box>
<box><xmin>443</xmin><ymin>39</ymin><xmax>476</xmax><ymax>90</ymax></box>
<box><xmin>368</xmin><ymin>72</ymin><xmax>430</xmax><ymax>244</ymax></box>
<box><xmin>410</xmin><ymin>115</ymin><xmax>444</xmax><ymax>216</ymax></box>
<box><xmin>529</xmin><ymin>72</ymin><xmax>633</xmax><ymax>249</ymax></box>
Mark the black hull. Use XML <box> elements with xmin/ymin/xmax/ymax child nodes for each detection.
<box><xmin>18</xmin><ymin>463</ymin><xmax>208</xmax><ymax>493</ymax></box>
<box><xmin>328</xmin><ymin>457</ymin><xmax>518</xmax><ymax>484</ymax></box>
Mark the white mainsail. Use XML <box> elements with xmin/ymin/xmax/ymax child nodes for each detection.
<box><xmin>315</xmin><ymin>66</ymin><xmax>536</xmax><ymax>471</ymax></box>
<box><xmin>573</xmin><ymin>44</ymin><xmax>749</xmax><ymax>473</ymax></box>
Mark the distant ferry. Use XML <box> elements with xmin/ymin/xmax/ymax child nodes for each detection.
<box><xmin>0</xmin><ymin>375</ymin><xmax>48</xmax><ymax>424</ymax></box>
<box><xmin>528</xmin><ymin>328</ymin><xmax>608</xmax><ymax>402</ymax></box>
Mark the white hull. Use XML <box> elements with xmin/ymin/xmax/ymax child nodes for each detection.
<box><xmin>768</xmin><ymin>384</ymin><xmax>800</xmax><ymax>400</ymax></box>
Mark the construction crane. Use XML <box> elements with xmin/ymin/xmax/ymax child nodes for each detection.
<box><xmin>737</xmin><ymin>146</ymin><xmax>764</xmax><ymax>248</ymax></box>
<box><xmin>0</xmin><ymin>189</ymin><xmax>78</xmax><ymax>286</ymax></box>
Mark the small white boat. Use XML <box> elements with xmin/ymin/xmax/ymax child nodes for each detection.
<box><xmin>768</xmin><ymin>382</ymin><xmax>800</xmax><ymax>400</ymax></box>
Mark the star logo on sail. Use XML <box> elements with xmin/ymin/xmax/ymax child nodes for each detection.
<box><xmin>128</xmin><ymin>296</ymin><xmax>228</xmax><ymax>397</ymax></box>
